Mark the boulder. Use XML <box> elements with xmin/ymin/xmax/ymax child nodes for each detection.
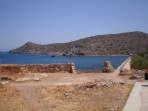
<box><xmin>103</xmin><ymin>61</ymin><xmax>115</xmax><ymax>73</ymax></box>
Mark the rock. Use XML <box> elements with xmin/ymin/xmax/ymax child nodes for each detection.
<box><xmin>15</xmin><ymin>77</ymin><xmax>31</xmax><ymax>82</ymax></box>
<box><xmin>129</xmin><ymin>74</ymin><xmax>141</xmax><ymax>79</ymax></box>
<box><xmin>96</xmin><ymin>83</ymin><xmax>102</xmax><ymax>87</ymax></box>
<box><xmin>100</xmin><ymin>81</ymin><xmax>107</xmax><ymax>86</ymax></box>
<box><xmin>120</xmin><ymin>68</ymin><xmax>131</xmax><ymax>75</ymax></box>
<box><xmin>119</xmin><ymin>81</ymin><xmax>126</xmax><ymax>84</ymax></box>
<box><xmin>1</xmin><ymin>81</ymin><xmax>9</xmax><ymax>85</ymax></box>
<box><xmin>99</xmin><ymin>81</ymin><xmax>114</xmax><ymax>87</ymax></box>
<box><xmin>32</xmin><ymin>77</ymin><xmax>40</xmax><ymax>81</ymax></box>
<box><xmin>109</xmin><ymin>108</ymin><xmax>115</xmax><ymax>111</ymax></box>
<box><xmin>85</xmin><ymin>84</ymin><xmax>96</xmax><ymax>89</ymax></box>
<box><xmin>103</xmin><ymin>61</ymin><xmax>115</xmax><ymax>73</ymax></box>
<box><xmin>64</xmin><ymin>93</ymin><xmax>69</xmax><ymax>97</ymax></box>
<box><xmin>0</xmin><ymin>76</ymin><xmax>12</xmax><ymax>81</ymax></box>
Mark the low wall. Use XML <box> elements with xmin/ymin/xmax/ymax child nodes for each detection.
<box><xmin>0</xmin><ymin>63</ymin><xmax>75</xmax><ymax>74</ymax></box>
<box><xmin>116</xmin><ymin>57</ymin><xmax>131</xmax><ymax>72</ymax></box>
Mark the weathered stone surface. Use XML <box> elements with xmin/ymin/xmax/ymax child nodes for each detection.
<box><xmin>16</xmin><ymin>77</ymin><xmax>31</xmax><ymax>82</ymax></box>
<box><xmin>120</xmin><ymin>69</ymin><xmax>131</xmax><ymax>75</ymax></box>
<box><xmin>32</xmin><ymin>77</ymin><xmax>40</xmax><ymax>81</ymax></box>
<box><xmin>71</xmin><ymin>63</ymin><xmax>77</xmax><ymax>74</ymax></box>
<box><xmin>0</xmin><ymin>63</ymin><xmax>76</xmax><ymax>74</ymax></box>
<box><xmin>1</xmin><ymin>81</ymin><xmax>9</xmax><ymax>85</ymax></box>
<box><xmin>103</xmin><ymin>61</ymin><xmax>115</xmax><ymax>73</ymax></box>
<box><xmin>82</xmin><ymin>80</ymin><xmax>115</xmax><ymax>90</ymax></box>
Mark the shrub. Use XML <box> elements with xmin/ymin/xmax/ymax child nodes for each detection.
<box><xmin>74</xmin><ymin>50</ymin><xmax>85</xmax><ymax>56</ymax></box>
<box><xmin>131</xmin><ymin>55</ymin><xmax>148</xmax><ymax>70</ymax></box>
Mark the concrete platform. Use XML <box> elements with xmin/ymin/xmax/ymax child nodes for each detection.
<box><xmin>123</xmin><ymin>82</ymin><xmax>148</xmax><ymax>111</ymax></box>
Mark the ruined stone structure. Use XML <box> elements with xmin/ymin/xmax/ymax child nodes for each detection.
<box><xmin>102</xmin><ymin>61</ymin><xmax>115</xmax><ymax>73</ymax></box>
<box><xmin>0</xmin><ymin>63</ymin><xmax>76</xmax><ymax>74</ymax></box>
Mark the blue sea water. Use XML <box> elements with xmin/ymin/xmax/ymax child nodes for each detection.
<box><xmin>0</xmin><ymin>53</ymin><xmax>128</xmax><ymax>71</ymax></box>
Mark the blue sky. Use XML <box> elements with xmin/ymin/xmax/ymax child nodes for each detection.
<box><xmin>0</xmin><ymin>0</ymin><xmax>148</xmax><ymax>51</ymax></box>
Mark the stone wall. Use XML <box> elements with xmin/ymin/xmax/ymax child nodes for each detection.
<box><xmin>0</xmin><ymin>63</ymin><xmax>75</xmax><ymax>74</ymax></box>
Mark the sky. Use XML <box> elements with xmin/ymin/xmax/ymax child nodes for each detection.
<box><xmin>0</xmin><ymin>0</ymin><xmax>148</xmax><ymax>51</ymax></box>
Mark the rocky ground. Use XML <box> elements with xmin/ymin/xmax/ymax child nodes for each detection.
<box><xmin>0</xmin><ymin>78</ymin><xmax>133</xmax><ymax>111</ymax></box>
<box><xmin>0</xmin><ymin>70</ymin><xmax>141</xmax><ymax>111</ymax></box>
<box><xmin>39</xmin><ymin>81</ymin><xmax>132</xmax><ymax>111</ymax></box>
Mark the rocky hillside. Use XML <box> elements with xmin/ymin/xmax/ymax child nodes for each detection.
<box><xmin>9</xmin><ymin>31</ymin><xmax>148</xmax><ymax>55</ymax></box>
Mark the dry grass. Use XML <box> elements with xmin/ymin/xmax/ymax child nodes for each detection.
<box><xmin>0</xmin><ymin>85</ymin><xmax>30</xmax><ymax>111</ymax></box>
<box><xmin>39</xmin><ymin>82</ymin><xmax>133</xmax><ymax>111</ymax></box>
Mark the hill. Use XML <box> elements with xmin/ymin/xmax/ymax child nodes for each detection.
<box><xmin>9</xmin><ymin>31</ymin><xmax>148</xmax><ymax>56</ymax></box>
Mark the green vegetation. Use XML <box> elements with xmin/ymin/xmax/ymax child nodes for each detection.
<box><xmin>74</xmin><ymin>50</ymin><xmax>85</xmax><ymax>56</ymax></box>
<box><xmin>131</xmin><ymin>54</ymin><xmax>148</xmax><ymax>70</ymax></box>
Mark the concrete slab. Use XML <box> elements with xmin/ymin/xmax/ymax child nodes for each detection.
<box><xmin>123</xmin><ymin>82</ymin><xmax>148</xmax><ymax>111</ymax></box>
<box><xmin>141</xmin><ymin>106</ymin><xmax>148</xmax><ymax>111</ymax></box>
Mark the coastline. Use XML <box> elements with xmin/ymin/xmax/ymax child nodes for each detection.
<box><xmin>1</xmin><ymin>53</ymin><xmax>129</xmax><ymax>72</ymax></box>
<box><xmin>4</xmin><ymin>52</ymin><xmax>130</xmax><ymax>57</ymax></box>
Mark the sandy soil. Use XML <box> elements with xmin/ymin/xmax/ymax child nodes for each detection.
<box><xmin>4</xmin><ymin>71</ymin><xmax>136</xmax><ymax>111</ymax></box>
<box><xmin>0</xmin><ymin>84</ymin><xmax>30</xmax><ymax>111</ymax></box>
<box><xmin>40</xmin><ymin>82</ymin><xmax>132</xmax><ymax>111</ymax></box>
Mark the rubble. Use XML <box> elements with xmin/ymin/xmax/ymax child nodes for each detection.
<box><xmin>82</xmin><ymin>80</ymin><xmax>115</xmax><ymax>90</ymax></box>
<box><xmin>16</xmin><ymin>77</ymin><xmax>32</xmax><ymax>82</ymax></box>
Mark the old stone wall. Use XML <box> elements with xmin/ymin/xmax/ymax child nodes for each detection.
<box><xmin>0</xmin><ymin>63</ymin><xmax>75</xmax><ymax>74</ymax></box>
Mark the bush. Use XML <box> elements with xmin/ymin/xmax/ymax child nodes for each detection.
<box><xmin>74</xmin><ymin>50</ymin><xmax>85</xmax><ymax>56</ymax></box>
<box><xmin>131</xmin><ymin>55</ymin><xmax>148</xmax><ymax>70</ymax></box>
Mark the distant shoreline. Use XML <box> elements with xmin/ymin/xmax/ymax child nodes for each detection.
<box><xmin>9</xmin><ymin>32</ymin><xmax>148</xmax><ymax>56</ymax></box>
<box><xmin>4</xmin><ymin>52</ymin><xmax>130</xmax><ymax>57</ymax></box>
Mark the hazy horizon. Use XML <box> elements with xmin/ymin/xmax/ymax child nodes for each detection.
<box><xmin>1</xmin><ymin>0</ymin><xmax>148</xmax><ymax>51</ymax></box>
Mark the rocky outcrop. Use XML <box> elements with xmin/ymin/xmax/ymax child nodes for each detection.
<box><xmin>103</xmin><ymin>61</ymin><xmax>115</xmax><ymax>73</ymax></box>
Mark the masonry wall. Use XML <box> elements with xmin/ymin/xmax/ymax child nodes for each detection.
<box><xmin>0</xmin><ymin>63</ymin><xmax>74</xmax><ymax>74</ymax></box>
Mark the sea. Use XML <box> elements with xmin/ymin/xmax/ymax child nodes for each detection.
<box><xmin>0</xmin><ymin>53</ymin><xmax>128</xmax><ymax>71</ymax></box>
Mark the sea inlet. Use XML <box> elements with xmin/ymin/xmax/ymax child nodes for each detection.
<box><xmin>0</xmin><ymin>53</ymin><xmax>128</xmax><ymax>71</ymax></box>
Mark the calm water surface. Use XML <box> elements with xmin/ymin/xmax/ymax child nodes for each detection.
<box><xmin>0</xmin><ymin>53</ymin><xmax>128</xmax><ymax>71</ymax></box>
